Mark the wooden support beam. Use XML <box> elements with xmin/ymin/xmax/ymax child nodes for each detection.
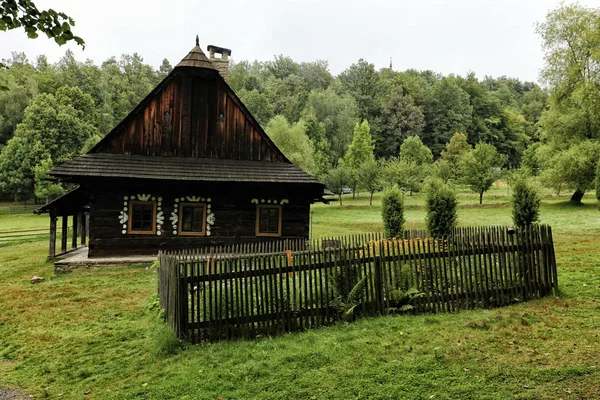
<box><xmin>83</xmin><ymin>213</ymin><xmax>89</xmax><ymax>246</ymax></box>
<box><xmin>80</xmin><ymin>213</ymin><xmax>87</xmax><ymax>246</ymax></box>
<box><xmin>61</xmin><ymin>215</ymin><xmax>68</xmax><ymax>254</ymax></box>
<box><xmin>72</xmin><ymin>213</ymin><xmax>78</xmax><ymax>249</ymax></box>
<box><xmin>48</xmin><ymin>214</ymin><xmax>57</xmax><ymax>258</ymax></box>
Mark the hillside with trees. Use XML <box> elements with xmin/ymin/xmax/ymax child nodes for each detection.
<box><xmin>1</xmin><ymin>2</ymin><xmax>599</xmax><ymax>206</ymax></box>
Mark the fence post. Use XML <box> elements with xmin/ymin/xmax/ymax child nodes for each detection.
<box><xmin>374</xmin><ymin>256</ymin><xmax>384</xmax><ymax>314</ymax></box>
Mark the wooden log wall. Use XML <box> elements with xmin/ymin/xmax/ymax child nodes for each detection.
<box><xmin>87</xmin><ymin>181</ymin><xmax>314</xmax><ymax>257</ymax></box>
<box><xmin>158</xmin><ymin>225</ymin><xmax>558</xmax><ymax>342</ymax></box>
<box><xmin>96</xmin><ymin>71</ymin><xmax>282</xmax><ymax>162</ymax></box>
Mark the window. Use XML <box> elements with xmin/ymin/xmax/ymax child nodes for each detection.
<box><xmin>128</xmin><ymin>201</ymin><xmax>156</xmax><ymax>234</ymax></box>
<box><xmin>255</xmin><ymin>205</ymin><xmax>282</xmax><ymax>237</ymax></box>
<box><xmin>178</xmin><ymin>203</ymin><xmax>207</xmax><ymax>236</ymax></box>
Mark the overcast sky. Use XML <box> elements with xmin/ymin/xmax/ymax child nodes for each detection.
<box><xmin>2</xmin><ymin>0</ymin><xmax>600</xmax><ymax>83</ymax></box>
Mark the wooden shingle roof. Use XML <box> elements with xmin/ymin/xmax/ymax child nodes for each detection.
<box><xmin>50</xmin><ymin>153</ymin><xmax>322</xmax><ymax>185</ymax></box>
<box><xmin>175</xmin><ymin>36</ymin><xmax>218</xmax><ymax>70</ymax></box>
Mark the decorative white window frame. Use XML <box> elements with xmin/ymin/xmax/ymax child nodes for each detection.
<box><xmin>119</xmin><ymin>194</ymin><xmax>164</xmax><ymax>235</ymax></box>
<box><xmin>170</xmin><ymin>196</ymin><xmax>215</xmax><ymax>236</ymax></box>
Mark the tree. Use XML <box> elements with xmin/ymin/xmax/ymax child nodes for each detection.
<box><xmin>238</xmin><ymin>89</ymin><xmax>274</xmax><ymax>127</ymax></box>
<box><xmin>399</xmin><ymin>135</ymin><xmax>433</xmax><ymax>166</ymax></box>
<box><xmin>358</xmin><ymin>160</ymin><xmax>380</xmax><ymax>206</ymax></box>
<box><xmin>346</xmin><ymin>120</ymin><xmax>375</xmax><ymax>168</ymax></box>
<box><xmin>511</xmin><ymin>177</ymin><xmax>541</xmax><ymax>228</ymax></box>
<box><xmin>431</xmin><ymin>158</ymin><xmax>453</xmax><ymax>184</ymax></box>
<box><xmin>34</xmin><ymin>156</ymin><xmax>64</xmax><ymax>202</ymax></box>
<box><xmin>381</xmin><ymin>186</ymin><xmax>405</xmax><ymax>238</ymax></box>
<box><xmin>440</xmin><ymin>132</ymin><xmax>471</xmax><ymax>166</ymax></box>
<box><xmin>536</xmin><ymin>4</ymin><xmax>600</xmax><ymax>203</ymax></box>
<box><xmin>303</xmin><ymin>113</ymin><xmax>331</xmax><ymax>177</ymax></box>
<box><xmin>0</xmin><ymin>0</ymin><xmax>84</xmax><ymax>47</ymax></box>
<box><xmin>423</xmin><ymin>77</ymin><xmax>472</xmax><ymax>156</ymax></box>
<box><xmin>460</xmin><ymin>142</ymin><xmax>507</xmax><ymax>204</ymax></box>
<box><xmin>302</xmin><ymin>88</ymin><xmax>358</xmax><ymax>164</ymax></box>
<box><xmin>521</xmin><ymin>143</ymin><xmax>541</xmax><ymax>176</ymax></box>
<box><xmin>0</xmin><ymin>135</ymin><xmax>33</xmax><ymax>200</ymax></box>
<box><xmin>0</xmin><ymin>87</ymin><xmax>97</xmax><ymax>200</ymax></box>
<box><xmin>323</xmin><ymin>163</ymin><xmax>352</xmax><ymax>206</ymax></box>
<box><xmin>378</xmin><ymin>89</ymin><xmax>425</xmax><ymax>158</ymax></box>
<box><xmin>338</xmin><ymin>59</ymin><xmax>380</xmax><ymax>121</ymax></box>
<box><xmin>425</xmin><ymin>178</ymin><xmax>458</xmax><ymax>238</ymax></box>
<box><xmin>539</xmin><ymin>141</ymin><xmax>600</xmax><ymax>203</ymax></box>
<box><xmin>345</xmin><ymin>120</ymin><xmax>375</xmax><ymax>196</ymax></box>
<box><xmin>380</xmin><ymin>135</ymin><xmax>433</xmax><ymax>195</ymax></box>
<box><xmin>265</xmin><ymin>115</ymin><xmax>316</xmax><ymax>174</ymax></box>
<box><xmin>381</xmin><ymin>157</ymin><xmax>425</xmax><ymax>196</ymax></box>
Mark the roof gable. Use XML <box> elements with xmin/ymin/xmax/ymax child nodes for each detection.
<box><xmin>90</xmin><ymin>43</ymin><xmax>287</xmax><ymax>162</ymax></box>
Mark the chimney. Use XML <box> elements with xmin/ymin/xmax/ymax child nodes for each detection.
<box><xmin>207</xmin><ymin>45</ymin><xmax>232</xmax><ymax>80</ymax></box>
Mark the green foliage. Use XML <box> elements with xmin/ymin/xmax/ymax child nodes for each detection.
<box><xmin>338</xmin><ymin>59</ymin><xmax>381</xmax><ymax>121</ymax></box>
<box><xmin>431</xmin><ymin>158</ymin><xmax>453</xmax><ymax>184</ymax></box>
<box><xmin>357</xmin><ymin>160</ymin><xmax>381</xmax><ymax>206</ymax></box>
<box><xmin>536</xmin><ymin>3</ymin><xmax>600</xmax><ymax>202</ymax></box>
<box><xmin>381</xmin><ymin>157</ymin><xmax>427</xmax><ymax>195</ymax></box>
<box><xmin>425</xmin><ymin>178</ymin><xmax>458</xmax><ymax>238</ymax></box>
<box><xmin>423</xmin><ymin>77</ymin><xmax>472</xmax><ymax>156</ymax></box>
<box><xmin>460</xmin><ymin>142</ymin><xmax>507</xmax><ymax>204</ymax></box>
<box><xmin>511</xmin><ymin>177</ymin><xmax>541</xmax><ymax>228</ymax></box>
<box><xmin>0</xmin><ymin>135</ymin><xmax>33</xmax><ymax>200</ymax></box>
<box><xmin>345</xmin><ymin>120</ymin><xmax>375</xmax><ymax>169</ymax></box>
<box><xmin>329</xmin><ymin>262</ymin><xmax>366</xmax><ymax>322</ymax></box>
<box><xmin>0</xmin><ymin>86</ymin><xmax>97</xmax><ymax>199</ymax></box>
<box><xmin>238</xmin><ymin>88</ymin><xmax>274</xmax><ymax>127</ymax></box>
<box><xmin>399</xmin><ymin>135</ymin><xmax>433</xmax><ymax>165</ymax></box>
<box><xmin>303</xmin><ymin>88</ymin><xmax>358</xmax><ymax>164</ymax></box>
<box><xmin>33</xmin><ymin>157</ymin><xmax>64</xmax><ymax>201</ymax></box>
<box><xmin>323</xmin><ymin>163</ymin><xmax>352</xmax><ymax>206</ymax></box>
<box><xmin>265</xmin><ymin>115</ymin><xmax>316</xmax><ymax>174</ymax></box>
<box><xmin>539</xmin><ymin>141</ymin><xmax>600</xmax><ymax>203</ymax></box>
<box><xmin>0</xmin><ymin>0</ymin><xmax>85</xmax><ymax>47</ymax></box>
<box><xmin>440</xmin><ymin>132</ymin><xmax>471</xmax><ymax>166</ymax></box>
<box><xmin>303</xmin><ymin>113</ymin><xmax>331</xmax><ymax>177</ymax></box>
<box><xmin>381</xmin><ymin>185</ymin><xmax>405</xmax><ymax>238</ymax></box>
<box><xmin>521</xmin><ymin>142</ymin><xmax>541</xmax><ymax>176</ymax></box>
<box><xmin>378</xmin><ymin>89</ymin><xmax>425</xmax><ymax>157</ymax></box>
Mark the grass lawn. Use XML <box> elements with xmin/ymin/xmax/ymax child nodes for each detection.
<box><xmin>1</xmin><ymin>186</ymin><xmax>599</xmax><ymax>399</ymax></box>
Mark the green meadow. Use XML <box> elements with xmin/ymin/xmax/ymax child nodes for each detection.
<box><xmin>0</xmin><ymin>187</ymin><xmax>599</xmax><ymax>399</ymax></box>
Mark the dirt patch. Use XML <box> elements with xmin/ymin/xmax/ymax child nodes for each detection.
<box><xmin>0</xmin><ymin>389</ymin><xmax>31</xmax><ymax>400</ymax></box>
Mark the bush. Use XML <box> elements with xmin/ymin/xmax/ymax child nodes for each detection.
<box><xmin>425</xmin><ymin>178</ymin><xmax>458</xmax><ymax>238</ymax></box>
<box><xmin>511</xmin><ymin>177</ymin><xmax>541</xmax><ymax>228</ymax></box>
<box><xmin>381</xmin><ymin>186</ymin><xmax>405</xmax><ymax>238</ymax></box>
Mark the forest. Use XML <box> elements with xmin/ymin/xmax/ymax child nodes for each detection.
<box><xmin>0</xmin><ymin>3</ymin><xmax>598</xmax><ymax>206</ymax></box>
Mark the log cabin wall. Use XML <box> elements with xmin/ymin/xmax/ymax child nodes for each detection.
<box><xmin>95</xmin><ymin>69</ymin><xmax>283</xmax><ymax>162</ymax></box>
<box><xmin>86</xmin><ymin>180</ymin><xmax>314</xmax><ymax>257</ymax></box>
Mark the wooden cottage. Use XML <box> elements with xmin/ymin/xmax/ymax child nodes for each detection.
<box><xmin>36</xmin><ymin>38</ymin><xmax>326</xmax><ymax>258</ymax></box>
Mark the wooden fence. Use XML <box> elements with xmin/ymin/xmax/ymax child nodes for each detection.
<box><xmin>158</xmin><ymin>225</ymin><xmax>557</xmax><ymax>342</ymax></box>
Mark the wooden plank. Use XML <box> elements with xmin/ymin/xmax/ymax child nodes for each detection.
<box><xmin>61</xmin><ymin>216</ymin><xmax>68</xmax><ymax>254</ymax></box>
<box><xmin>48</xmin><ymin>214</ymin><xmax>57</xmax><ymax>258</ymax></box>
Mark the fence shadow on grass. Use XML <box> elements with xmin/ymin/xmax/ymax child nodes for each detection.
<box><xmin>158</xmin><ymin>225</ymin><xmax>557</xmax><ymax>342</ymax></box>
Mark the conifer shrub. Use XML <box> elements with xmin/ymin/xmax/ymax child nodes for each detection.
<box><xmin>425</xmin><ymin>178</ymin><xmax>458</xmax><ymax>238</ymax></box>
<box><xmin>511</xmin><ymin>177</ymin><xmax>541</xmax><ymax>228</ymax></box>
<box><xmin>381</xmin><ymin>185</ymin><xmax>405</xmax><ymax>238</ymax></box>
